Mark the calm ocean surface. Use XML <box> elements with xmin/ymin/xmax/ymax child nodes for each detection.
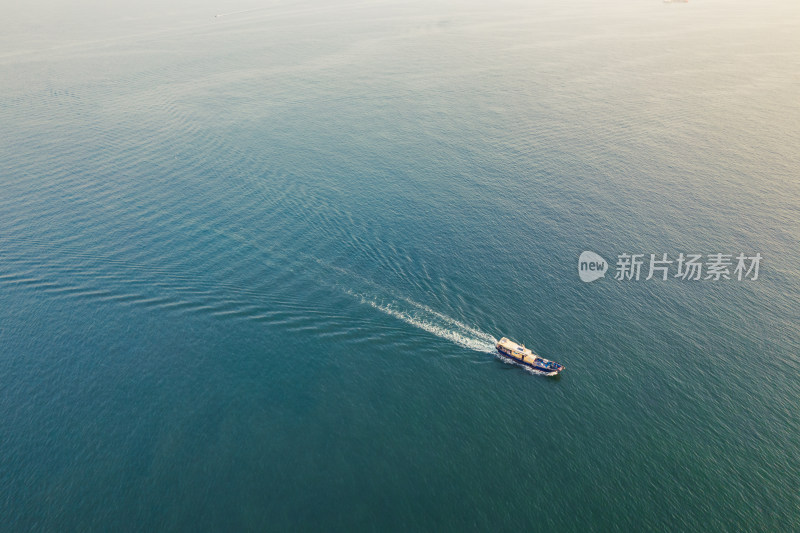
<box><xmin>2</xmin><ymin>0</ymin><xmax>799</xmax><ymax>530</ymax></box>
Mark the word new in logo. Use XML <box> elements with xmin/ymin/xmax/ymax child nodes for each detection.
<box><xmin>578</xmin><ymin>251</ymin><xmax>608</xmax><ymax>283</ymax></box>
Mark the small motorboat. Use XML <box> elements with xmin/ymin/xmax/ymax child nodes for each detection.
<box><xmin>496</xmin><ymin>337</ymin><xmax>564</xmax><ymax>375</ymax></box>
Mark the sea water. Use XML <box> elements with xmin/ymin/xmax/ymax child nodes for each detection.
<box><xmin>1</xmin><ymin>0</ymin><xmax>799</xmax><ymax>530</ymax></box>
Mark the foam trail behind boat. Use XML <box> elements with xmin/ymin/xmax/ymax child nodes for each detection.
<box><xmin>350</xmin><ymin>291</ymin><xmax>497</xmax><ymax>353</ymax></box>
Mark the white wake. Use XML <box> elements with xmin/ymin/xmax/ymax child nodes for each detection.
<box><xmin>350</xmin><ymin>291</ymin><xmax>497</xmax><ymax>353</ymax></box>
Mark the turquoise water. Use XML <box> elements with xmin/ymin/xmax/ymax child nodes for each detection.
<box><xmin>2</xmin><ymin>0</ymin><xmax>799</xmax><ymax>530</ymax></box>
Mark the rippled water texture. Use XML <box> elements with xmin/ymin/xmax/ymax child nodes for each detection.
<box><xmin>1</xmin><ymin>0</ymin><xmax>799</xmax><ymax>530</ymax></box>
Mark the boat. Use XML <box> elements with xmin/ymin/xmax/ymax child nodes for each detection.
<box><xmin>496</xmin><ymin>337</ymin><xmax>564</xmax><ymax>375</ymax></box>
